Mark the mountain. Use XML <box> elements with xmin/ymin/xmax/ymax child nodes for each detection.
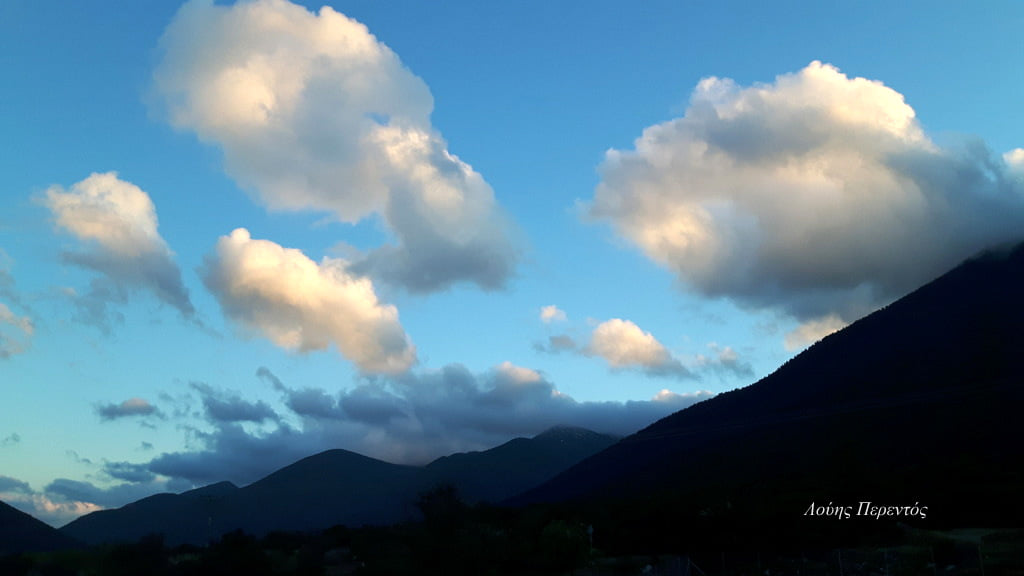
<box><xmin>0</xmin><ymin>500</ymin><xmax>79</xmax><ymax>555</ymax></box>
<box><xmin>231</xmin><ymin>449</ymin><xmax>425</xmax><ymax>537</ymax></box>
<box><xmin>424</xmin><ymin>426</ymin><xmax>618</xmax><ymax>503</ymax></box>
<box><xmin>58</xmin><ymin>481</ymin><xmax>241</xmax><ymax>548</ymax></box>
<box><xmin>512</xmin><ymin>242</ymin><xmax>1024</xmax><ymax>548</ymax></box>
<box><xmin>60</xmin><ymin>427</ymin><xmax>615</xmax><ymax>546</ymax></box>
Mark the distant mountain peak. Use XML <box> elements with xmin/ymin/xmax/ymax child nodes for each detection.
<box><xmin>534</xmin><ymin>425</ymin><xmax>612</xmax><ymax>442</ymax></box>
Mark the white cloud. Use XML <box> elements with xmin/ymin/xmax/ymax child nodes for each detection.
<box><xmin>591</xmin><ymin>61</ymin><xmax>1024</xmax><ymax>324</ymax></box>
<box><xmin>42</xmin><ymin>172</ymin><xmax>194</xmax><ymax>326</ymax></box>
<box><xmin>495</xmin><ymin>360</ymin><xmax>543</xmax><ymax>384</ymax></box>
<box><xmin>202</xmin><ymin>228</ymin><xmax>415</xmax><ymax>374</ymax></box>
<box><xmin>540</xmin><ymin>305</ymin><xmax>567</xmax><ymax>323</ymax></box>
<box><xmin>586</xmin><ymin>318</ymin><xmax>691</xmax><ymax>378</ymax></box>
<box><xmin>154</xmin><ymin>0</ymin><xmax>518</xmax><ymax>293</ymax></box>
<box><xmin>783</xmin><ymin>314</ymin><xmax>848</xmax><ymax>351</ymax></box>
<box><xmin>1006</xmin><ymin>148</ymin><xmax>1024</xmax><ymax>177</ymax></box>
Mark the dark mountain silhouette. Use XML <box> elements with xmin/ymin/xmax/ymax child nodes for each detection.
<box><xmin>425</xmin><ymin>426</ymin><xmax>618</xmax><ymax>503</ymax></box>
<box><xmin>56</xmin><ymin>481</ymin><xmax>240</xmax><ymax>548</ymax></box>
<box><xmin>511</xmin><ymin>241</ymin><xmax>1024</xmax><ymax>547</ymax></box>
<box><xmin>60</xmin><ymin>427</ymin><xmax>616</xmax><ymax>546</ymax></box>
<box><xmin>0</xmin><ymin>500</ymin><xmax>79</xmax><ymax>554</ymax></box>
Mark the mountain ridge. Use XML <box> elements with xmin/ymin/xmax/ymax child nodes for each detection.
<box><xmin>58</xmin><ymin>426</ymin><xmax>617</xmax><ymax>546</ymax></box>
<box><xmin>509</xmin><ymin>241</ymin><xmax>1024</xmax><ymax>547</ymax></box>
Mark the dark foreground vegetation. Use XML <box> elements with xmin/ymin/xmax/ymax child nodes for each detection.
<box><xmin>4</xmin><ymin>486</ymin><xmax>1024</xmax><ymax>576</ymax></box>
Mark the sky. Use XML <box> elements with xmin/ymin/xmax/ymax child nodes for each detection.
<box><xmin>1</xmin><ymin>0</ymin><xmax>1023</xmax><ymax>527</ymax></box>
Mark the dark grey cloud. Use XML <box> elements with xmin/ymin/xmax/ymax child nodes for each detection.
<box><xmin>285</xmin><ymin>387</ymin><xmax>345</xmax><ymax>420</ymax></box>
<box><xmin>147</xmin><ymin>423</ymin><xmax>325</xmax><ymax>487</ymax></box>
<box><xmin>104</xmin><ymin>461</ymin><xmax>157</xmax><ymax>484</ymax></box>
<box><xmin>2</xmin><ymin>432</ymin><xmax>20</xmax><ymax>447</ymax></box>
<box><xmin>0</xmin><ymin>474</ymin><xmax>31</xmax><ymax>494</ymax></box>
<box><xmin>255</xmin><ymin>366</ymin><xmax>285</xmax><ymax>390</ymax></box>
<box><xmin>141</xmin><ymin>363</ymin><xmax>713</xmax><ymax>488</ymax></box>
<box><xmin>44</xmin><ymin>477</ymin><xmax>186</xmax><ymax>510</ymax></box>
<box><xmin>533</xmin><ymin>334</ymin><xmax>579</xmax><ymax>354</ymax></box>
<box><xmin>96</xmin><ymin>398</ymin><xmax>161</xmax><ymax>421</ymax></box>
<box><xmin>190</xmin><ymin>382</ymin><xmax>277</xmax><ymax>423</ymax></box>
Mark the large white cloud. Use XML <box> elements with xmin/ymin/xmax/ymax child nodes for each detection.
<box><xmin>591</xmin><ymin>61</ymin><xmax>1024</xmax><ymax>324</ymax></box>
<box><xmin>154</xmin><ymin>0</ymin><xmax>518</xmax><ymax>293</ymax></box>
<box><xmin>202</xmin><ymin>228</ymin><xmax>416</xmax><ymax>374</ymax></box>
<box><xmin>42</xmin><ymin>172</ymin><xmax>195</xmax><ymax>326</ymax></box>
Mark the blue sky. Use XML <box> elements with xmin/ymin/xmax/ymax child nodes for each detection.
<box><xmin>2</xmin><ymin>0</ymin><xmax>1022</xmax><ymax>526</ymax></box>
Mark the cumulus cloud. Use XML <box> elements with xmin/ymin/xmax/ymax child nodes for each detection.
<box><xmin>154</xmin><ymin>0</ymin><xmax>518</xmax><ymax>293</ymax></box>
<box><xmin>202</xmin><ymin>228</ymin><xmax>416</xmax><ymax>374</ymax></box>
<box><xmin>586</xmin><ymin>319</ymin><xmax>692</xmax><ymax>378</ymax></box>
<box><xmin>540</xmin><ymin>305</ymin><xmax>567</xmax><ymax>323</ymax></box>
<box><xmin>42</xmin><ymin>172</ymin><xmax>194</xmax><ymax>329</ymax></box>
<box><xmin>590</xmin><ymin>61</ymin><xmax>1024</xmax><ymax>324</ymax></box>
<box><xmin>142</xmin><ymin>364</ymin><xmax>713</xmax><ymax>487</ymax></box>
<box><xmin>96</xmin><ymin>398</ymin><xmax>161</xmax><ymax>421</ymax></box>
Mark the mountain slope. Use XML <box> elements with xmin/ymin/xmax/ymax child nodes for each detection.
<box><xmin>232</xmin><ymin>449</ymin><xmax>425</xmax><ymax>536</ymax></box>
<box><xmin>425</xmin><ymin>426</ymin><xmax>618</xmax><ymax>503</ymax></box>
<box><xmin>513</xmin><ymin>242</ymin><xmax>1024</xmax><ymax>542</ymax></box>
<box><xmin>0</xmin><ymin>500</ymin><xmax>79</xmax><ymax>555</ymax></box>
<box><xmin>58</xmin><ymin>481</ymin><xmax>240</xmax><ymax>548</ymax></box>
<box><xmin>60</xmin><ymin>427</ymin><xmax>615</xmax><ymax>546</ymax></box>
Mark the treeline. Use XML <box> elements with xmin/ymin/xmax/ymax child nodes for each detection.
<box><xmin>4</xmin><ymin>485</ymin><xmax>1023</xmax><ymax>575</ymax></box>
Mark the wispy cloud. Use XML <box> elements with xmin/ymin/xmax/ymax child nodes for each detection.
<box><xmin>41</xmin><ymin>172</ymin><xmax>194</xmax><ymax>331</ymax></box>
<box><xmin>0</xmin><ymin>251</ymin><xmax>33</xmax><ymax>358</ymax></box>
<box><xmin>154</xmin><ymin>0</ymin><xmax>519</xmax><ymax>293</ymax></box>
